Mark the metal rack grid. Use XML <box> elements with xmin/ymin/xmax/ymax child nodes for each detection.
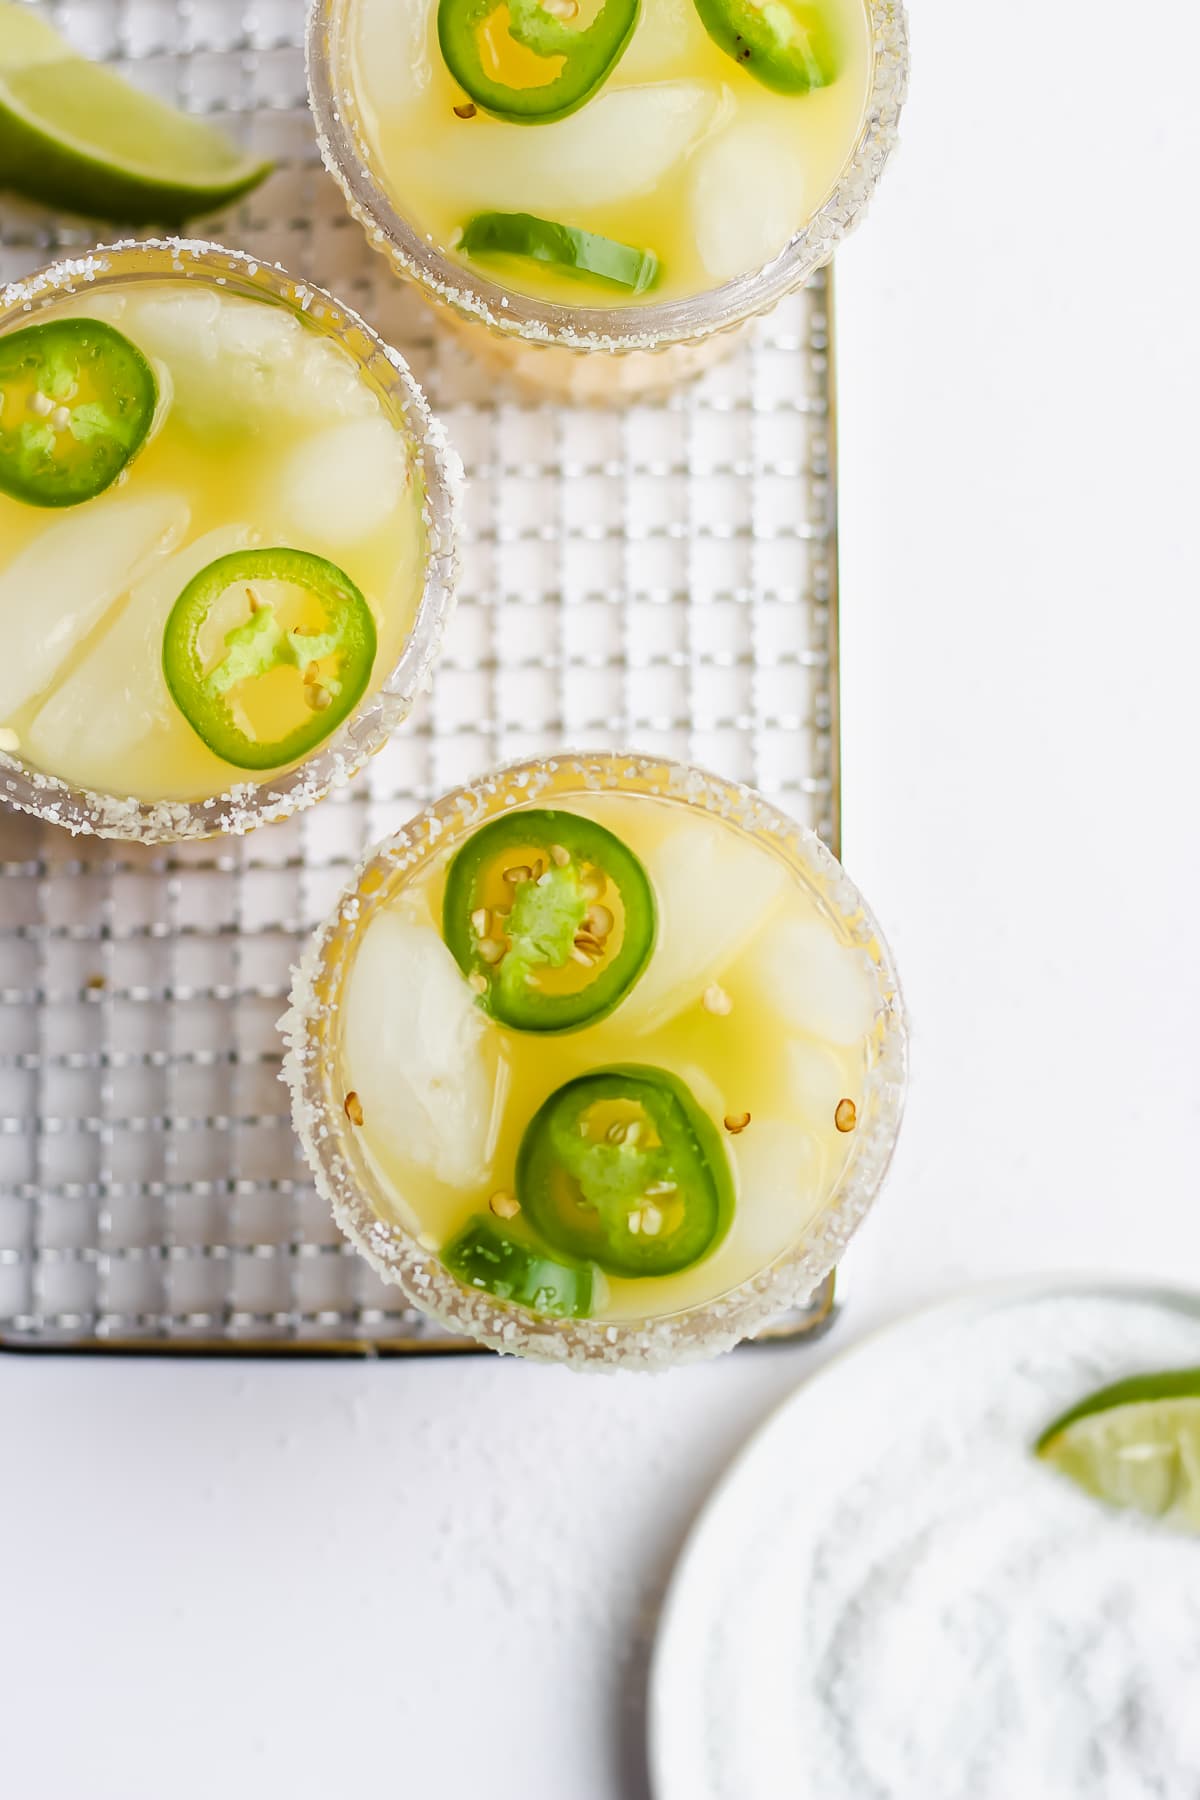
<box><xmin>0</xmin><ymin>0</ymin><xmax>840</xmax><ymax>1354</ymax></box>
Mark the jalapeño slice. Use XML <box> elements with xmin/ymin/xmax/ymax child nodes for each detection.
<box><xmin>443</xmin><ymin>808</ymin><xmax>655</xmax><ymax>1033</ymax></box>
<box><xmin>460</xmin><ymin>212</ymin><xmax>658</xmax><ymax>293</ymax></box>
<box><xmin>517</xmin><ymin>1065</ymin><xmax>733</xmax><ymax>1277</ymax></box>
<box><xmin>438</xmin><ymin>0</ymin><xmax>638</xmax><ymax>124</ymax></box>
<box><xmin>0</xmin><ymin>317</ymin><xmax>157</xmax><ymax>508</ymax></box>
<box><xmin>444</xmin><ymin>1215</ymin><xmax>594</xmax><ymax>1317</ymax></box>
<box><xmin>162</xmin><ymin>547</ymin><xmax>377</xmax><ymax>772</ymax></box>
<box><xmin>692</xmin><ymin>0</ymin><xmax>837</xmax><ymax>94</ymax></box>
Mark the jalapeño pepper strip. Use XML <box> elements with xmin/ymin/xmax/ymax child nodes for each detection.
<box><xmin>162</xmin><ymin>547</ymin><xmax>377</xmax><ymax>771</ymax></box>
<box><xmin>442</xmin><ymin>808</ymin><xmax>656</xmax><ymax>1032</ymax></box>
<box><xmin>517</xmin><ymin>1065</ymin><xmax>734</xmax><ymax>1277</ymax></box>
<box><xmin>438</xmin><ymin>0</ymin><xmax>639</xmax><ymax>123</ymax></box>
<box><xmin>0</xmin><ymin>317</ymin><xmax>158</xmax><ymax>508</ymax></box>
<box><xmin>691</xmin><ymin>0</ymin><xmax>838</xmax><ymax>94</ymax></box>
<box><xmin>460</xmin><ymin>212</ymin><xmax>659</xmax><ymax>293</ymax></box>
<box><xmin>444</xmin><ymin>1215</ymin><xmax>595</xmax><ymax>1317</ymax></box>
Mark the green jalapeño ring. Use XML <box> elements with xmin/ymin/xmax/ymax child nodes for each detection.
<box><xmin>0</xmin><ymin>240</ymin><xmax>460</xmax><ymax>845</ymax></box>
<box><xmin>308</xmin><ymin>0</ymin><xmax>908</xmax><ymax>400</ymax></box>
<box><xmin>282</xmin><ymin>752</ymin><xmax>908</xmax><ymax>1368</ymax></box>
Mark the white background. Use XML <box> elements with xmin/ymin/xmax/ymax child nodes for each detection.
<box><xmin>3</xmin><ymin>2</ymin><xmax>1200</xmax><ymax>1794</ymax></box>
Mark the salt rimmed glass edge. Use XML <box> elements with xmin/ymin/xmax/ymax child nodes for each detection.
<box><xmin>307</xmin><ymin>0</ymin><xmax>909</xmax><ymax>353</ymax></box>
<box><xmin>280</xmin><ymin>750</ymin><xmax>909</xmax><ymax>1369</ymax></box>
<box><xmin>0</xmin><ymin>237</ymin><xmax>462</xmax><ymax>844</ymax></box>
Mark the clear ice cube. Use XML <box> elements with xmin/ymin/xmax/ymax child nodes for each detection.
<box><xmin>294</xmin><ymin>339</ymin><xmax>379</xmax><ymax>423</ymax></box>
<box><xmin>785</xmin><ymin>1036</ymin><xmax>857</xmax><ymax>1128</ymax></box>
<box><xmin>727</xmin><ymin>1118</ymin><xmax>824</xmax><ymax>1264</ymax></box>
<box><xmin>620</xmin><ymin>816</ymin><xmax>790</xmax><ymax>1033</ymax></box>
<box><xmin>619</xmin><ymin>0</ymin><xmax>713</xmax><ymax>81</ymax></box>
<box><xmin>432</xmin><ymin>81</ymin><xmax>720</xmax><ymax>216</ymax></box>
<box><xmin>120</xmin><ymin>293</ymin><xmax>376</xmax><ymax>433</ymax></box>
<box><xmin>356</xmin><ymin>0</ymin><xmax>436</xmax><ymax>115</ymax></box>
<box><xmin>216</xmin><ymin>299</ymin><xmax>302</xmax><ymax>365</ymax></box>
<box><xmin>342</xmin><ymin>911</ymin><xmax>496</xmax><ymax>1190</ymax></box>
<box><xmin>0</xmin><ymin>490</ymin><xmax>189</xmax><ymax>723</ymax></box>
<box><xmin>742</xmin><ymin>915</ymin><xmax>878</xmax><ymax>1046</ymax></box>
<box><xmin>26</xmin><ymin>523</ymin><xmax>255</xmax><ymax>789</ymax></box>
<box><xmin>123</xmin><ymin>291</ymin><xmax>222</xmax><ymax>389</ymax></box>
<box><xmin>688</xmin><ymin>118</ymin><xmax>810</xmax><ymax>284</ymax></box>
<box><xmin>266</xmin><ymin>417</ymin><xmax>409</xmax><ymax>552</ymax></box>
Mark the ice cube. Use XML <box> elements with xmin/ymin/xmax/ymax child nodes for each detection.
<box><xmin>74</xmin><ymin>291</ymin><xmax>126</xmax><ymax>324</ymax></box>
<box><xmin>742</xmin><ymin>915</ymin><xmax>878</xmax><ymax>1046</ymax></box>
<box><xmin>727</xmin><ymin>1118</ymin><xmax>825</xmax><ymax>1264</ymax></box>
<box><xmin>266</xmin><ymin>417</ymin><xmax>409</xmax><ymax>552</ymax></box>
<box><xmin>26</xmin><ymin>523</ymin><xmax>255</xmax><ymax>789</ymax></box>
<box><xmin>294</xmin><ymin>336</ymin><xmax>380</xmax><ymax>423</ymax></box>
<box><xmin>354</xmin><ymin>0</ymin><xmax>436</xmax><ymax>115</ymax></box>
<box><xmin>114</xmin><ymin>291</ymin><xmax>225</xmax><ymax>431</ymax></box>
<box><xmin>131</xmin><ymin>290</ymin><xmax>300</xmax><ymax>381</ymax></box>
<box><xmin>431</xmin><ymin>81</ymin><xmax>720</xmax><ymax>216</ymax></box>
<box><xmin>620</xmin><ymin>816</ymin><xmax>790</xmax><ymax>1033</ymax></box>
<box><xmin>341</xmin><ymin>910</ymin><xmax>497</xmax><ymax>1190</ymax></box>
<box><xmin>207</xmin><ymin>302</ymin><xmax>303</xmax><ymax>427</ymax></box>
<box><xmin>238</xmin><ymin>321</ymin><xmax>380</xmax><ymax>426</ymax></box>
<box><xmin>619</xmin><ymin>0</ymin><xmax>713</xmax><ymax>81</ymax></box>
<box><xmin>216</xmin><ymin>298</ymin><xmax>302</xmax><ymax>366</ymax></box>
<box><xmin>120</xmin><ymin>292</ymin><xmax>374</xmax><ymax>432</ymax></box>
<box><xmin>688</xmin><ymin>118</ymin><xmax>811</xmax><ymax>284</ymax></box>
<box><xmin>0</xmin><ymin>490</ymin><xmax>189</xmax><ymax>723</ymax></box>
<box><xmin>123</xmin><ymin>290</ymin><xmax>221</xmax><ymax>378</ymax></box>
<box><xmin>785</xmin><ymin>1036</ymin><xmax>856</xmax><ymax>1128</ymax></box>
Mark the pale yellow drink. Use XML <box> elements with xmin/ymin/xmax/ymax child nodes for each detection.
<box><xmin>0</xmin><ymin>278</ymin><xmax>428</xmax><ymax>805</ymax></box>
<box><xmin>338</xmin><ymin>790</ymin><xmax>880</xmax><ymax>1323</ymax></box>
<box><xmin>343</xmin><ymin>0</ymin><xmax>874</xmax><ymax>308</ymax></box>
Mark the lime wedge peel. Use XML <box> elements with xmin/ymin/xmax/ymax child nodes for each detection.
<box><xmin>0</xmin><ymin>1</ymin><xmax>271</xmax><ymax>225</ymax></box>
<box><xmin>1036</xmin><ymin>1369</ymin><xmax>1200</xmax><ymax>1532</ymax></box>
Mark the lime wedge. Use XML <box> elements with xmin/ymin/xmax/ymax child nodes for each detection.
<box><xmin>0</xmin><ymin>1</ymin><xmax>271</xmax><ymax>224</ymax></box>
<box><xmin>1036</xmin><ymin>1369</ymin><xmax>1200</xmax><ymax>1530</ymax></box>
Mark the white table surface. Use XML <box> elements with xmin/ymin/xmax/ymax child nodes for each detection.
<box><xmin>4</xmin><ymin>3</ymin><xmax>1199</xmax><ymax>1794</ymax></box>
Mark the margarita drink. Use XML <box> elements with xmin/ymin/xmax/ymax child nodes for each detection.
<box><xmin>349</xmin><ymin>0</ymin><xmax>872</xmax><ymax>306</ymax></box>
<box><xmin>285</xmin><ymin>757</ymin><xmax>907</xmax><ymax>1358</ymax></box>
<box><xmin>0</xmin><ymin>245</ymin><xmax>450</xmax><ymax>829</ymax></box>
<box><xmin>311</xmin><ymin>0</ymin><xmax>906</xmax><ymax>393</ymax></box>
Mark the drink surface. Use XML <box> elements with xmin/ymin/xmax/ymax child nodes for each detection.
<box><xmin>346</xmin><ymin>0</ymin><xmax>873</xmax><ymax>310</ymax></box>
<box><xmin>339</xmin><ymin>791</ymin><xmax>879</xmax><ymax>1323</ymax></box>
<box><xmin>0</xmin><ymin>280</ymin><xmax>426</xmax><ymax>803</ymax></box>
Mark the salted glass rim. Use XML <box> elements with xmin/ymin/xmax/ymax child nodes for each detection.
<box><xmin>307</xmin><ymin>0</ymin><xmax>909</xmax><ymax>352</ymax></box>
<box><xmin>280</xmin><ymin>749</ymin><xmax>909</xmax><ymax>1368</ymax></box>
<box><xmin>0</xmin><ymin>237</ymin><xmax>461</xmax><ymax>844</ymax></box>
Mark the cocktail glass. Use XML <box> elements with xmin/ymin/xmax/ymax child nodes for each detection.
<box><xmin>308</xmin><ymin>0</ymin><xmax>908</xmax><ymax>400</ymax></box>
<box><xmin>0</xmin><ymin>238</ymin><xmax>459</xmax><ymax>844</ymax></box>
<box><xmin>282</xmin><ymin>750</ymin><xmax>908</xmax><ymax>1366</ymax></box>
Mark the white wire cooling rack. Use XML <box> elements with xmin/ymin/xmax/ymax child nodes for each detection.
<box><xmin>0</xmin><ymin>0</ymin><xmax>840</xmax><ymax>1353</ymax></box>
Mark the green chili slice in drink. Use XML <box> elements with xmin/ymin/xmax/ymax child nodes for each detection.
<box><xmin>0</xmin><ymin>317</ymin><xmax>157</xmax><ymax>508</ymax></box>
<box><xmin>162</xmin><ymin>547</ymin><xmax>377</xmax><ymax>772</ymax></box>
<box><xmin>517</xmin><ymin>1065</ymin><xmax>734</xmax><ymax>1277</ymax></box>
<box><xmin>691</xmin><ymin>0</ymin><xmax>837</xmax><ymax>93</ymax></box>
<box><xmin>444</xmin><ymin>1215</ymin><xmax>595</xmax><ymax>1317</ymax></box>
<box><xmin>460</xmin><ymin>211</ymin><xmax>659</xmax><ymax>292</ymax></box>
<box><xmin>443</xmin><ymin>809</ymin><xmax>656</xmax><ymax>1033</ymax></box>
<box><xmin>438</xmin><ymin>0</ymin><xmax>638</xmax><ymax>123</ymax></box>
